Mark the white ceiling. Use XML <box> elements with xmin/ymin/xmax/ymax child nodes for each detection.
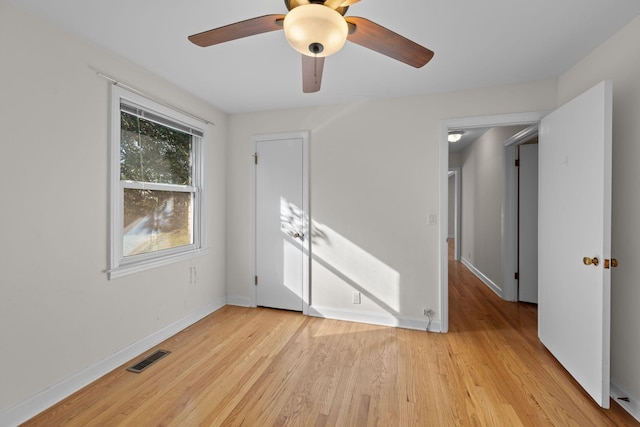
<box><xmin>7</xmin><ymin>0</ymin><xmax>640</xmax><ymax>114</ymax></box>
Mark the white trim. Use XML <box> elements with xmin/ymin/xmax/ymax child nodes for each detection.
<box><xmin>302</xmin><ymin>132</ymin><xmax>311</xmax><ymax>314</ymax></box>
<box><xmin>109</xmin><ymin>248</ymin><xmax>209</xmax><ymax>279</ymax></box>
<box><xmin>226</xmin><ymin>295</ymin><xmax>252</xmax><ymax>307</ymax></box>
<box><xmin>249</xmin><ymin>141</ymin><xmax>257</xmax><ymax>307</ymax></box>
<box><xmin>439</xmin><ymin>112</ymin><xmax>548</xmax><ymax>333</ymax></box>
<box><xmin>109</xmin><ymin>85</ymin><xmax>207</xmax><ymax>279</ymax></box>
<box><xmin>443</xmin><ymin>112</ymin><xmax>548</xmax><ymax>130</ymax></box>
<box><xmin>439</xmin><ymin>123</ymin><xmax>450</xmax><ymax>333</ymax></box>
<box><xmin>309</xmin><ymin>305</ymin><xmax>441</xmax><ymax>332</ymax></box>
<box><xmin>251</xmin><ymin>131</ymin><xmax>311</xmax><ymax>315</ymax></box>
<box><xmin>461</xmin><ymin>258</ymin><xmax>502</xmax><ymax>297</ymax></box>
<box><xmin>121</xmin><ymin>181</ymin><xmax>196</xmax><ymax>192</ymax></box>
<box><xmin>0</xmin><ymin>298</ymin><xmax>227</xmax><ymax>427</ymax></box>
<box><xmin>611</xmin><ymin>381</ymin><xmax>640</xmax><ymax>423</ymax></box>
<box><xmin>504</xmin><ymin>124</ymin><xmax>539</xmax><ymax>147</ymax></box>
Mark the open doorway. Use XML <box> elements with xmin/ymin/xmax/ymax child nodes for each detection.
<box><xmin>438</xmin><ymin>112</ymin><xmax>546</xmax><ymax>332</ymax></box>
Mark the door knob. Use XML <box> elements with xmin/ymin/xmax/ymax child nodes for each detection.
<box><xmin>293</xmin><ymin>232</ymin><xmax>300</xmax><ymax>238</ymax></box>
<box><xmin>583</xmin><ymin>257</ymin><xmax>599</xmax><ymax>267</ymax></box>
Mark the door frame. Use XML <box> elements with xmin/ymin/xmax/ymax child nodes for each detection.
<box><xmin>251</xmin><ymin>131</ymin><xmax>311</xmax><ymax>315</ymax></box>
<box><xmin>439</xmin><ymin>112</ymin><xmax>546</xmax><ymax>332</ymax></box>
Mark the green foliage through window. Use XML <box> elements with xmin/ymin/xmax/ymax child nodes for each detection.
<box><xmin>120</xmin><ymin>112</ymin><xmax>192</xmax><ymax>185</ymax></box>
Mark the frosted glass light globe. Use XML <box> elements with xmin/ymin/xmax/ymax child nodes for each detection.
<box><xmin>284</xmin><ymin>4</ymin><xmax>348</xmax><ymax>57</ymax></box>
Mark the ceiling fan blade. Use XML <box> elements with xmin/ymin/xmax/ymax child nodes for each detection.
<box><xmin>188</xmin><ymin>14</ymin><xmax>285</xmax><ymax>47</ymax></box>
<box><xmin>340</xmin><ymin>0</ymin><xmax>361</xmax><ymax>5</ymax></box>
<box><xmin>345</xmin><ymin>16</ymin><xmax>434</xmax><ymax>68</ymax></box>
<box><xmin>302</xmin><ymin>55</ymin><xmax>325</xmax><ymax>93</ymax></box>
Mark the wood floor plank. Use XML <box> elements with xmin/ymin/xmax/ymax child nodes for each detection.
<box><xmin>22</xmin><ymin>243</ymin><xmax>639</xmax><ymax>426</ymax></box>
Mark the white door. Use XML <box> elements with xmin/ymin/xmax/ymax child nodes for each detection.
<box><xmin>538</xmin><ymin>80</ymin><xmax>612</xmax><ymax>407</ymax></box>
<box><xmin>255</xmin><ymin>134</ymin><xmax>308</xmax><ymax>311</ymax></box>
<box><xmin>518</xmin><ymin>143</ymin><xmax>538</xmax><ymax>303</ymax></box>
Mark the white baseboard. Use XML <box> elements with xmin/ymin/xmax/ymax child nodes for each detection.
<box><xmin>611</xmin><ymin>381</ymin><xmax>640</xmax><ymax>423</ymax></box>
<box><xmin>226</xmin><ymin>295</ymin><xmax>252</xmax><ymax>307</ymax></box>
<box><xmin>460</xmin><ymin>257</ymin><xmax>502</xmax><ymax>297</ymax></box>
<box><xmin>309</xmin><ymin>305</ymin><xmax>441</xmax><ymax>332</ymax></box>
<box><xmin>0</xmin><ymin>297</ymin><xmax>227</xmax><ymax>427</ymax></box>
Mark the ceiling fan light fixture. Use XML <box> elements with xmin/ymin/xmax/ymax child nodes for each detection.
<box><xmin>448</xmin><ymin>131</ymin><xmax>465</xmax><ymax>143</ymax></box>
<box><xmin>283</xmin><ymin>4</ymin><xmax>348</xmax><ymax>57</ymax></box>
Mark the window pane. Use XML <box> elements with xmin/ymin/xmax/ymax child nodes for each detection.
<box><xmin>120</xmin><ymin>111</ymin><xmax>192</xmax><ymax>185</ymax></box>
<box><xmin>123</xmin><ymin>189</ymin><xmax>193</xmax><ymax>257</ymax></box>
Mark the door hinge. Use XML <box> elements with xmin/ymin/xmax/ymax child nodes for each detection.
<box><xmin>515</xmin><ymin>159</ymin><xmax>520</xmax><ymax>167</ymax></box>
<box><xmin>255</xmin><ymin>275</ymin><xmax>258</xmax><ymax>285</ymax></box>
<box><xmin>514</xmin><ymin>272</ymin><xmax>519</xmax><ymax>280</ymax></box>
<box><xmin>254</xmin><ymin>152</ymin><xmax>258</xmax><ymax>165</ymax></box>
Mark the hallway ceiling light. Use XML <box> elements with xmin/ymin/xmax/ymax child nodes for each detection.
<box><xmin>448</xmin><ymin>131</ymin><xmax>465</xmax><ymax>143</ymax></box>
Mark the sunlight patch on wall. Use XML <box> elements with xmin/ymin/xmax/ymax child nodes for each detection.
<box><xmin>283</xmin><ymin>238</ymin><xmax>303</xmax><ymax>297</ymax></box>
<box><xmin>312</xmin><ymin>219</ymin><xmax>401</xmax><ymax>312</ymax></box>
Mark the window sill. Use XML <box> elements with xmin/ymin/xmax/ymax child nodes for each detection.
<box><xmin>108</xmin><ymin>248</ymin><xmax>208</xmax><ymax>280</ymax></box>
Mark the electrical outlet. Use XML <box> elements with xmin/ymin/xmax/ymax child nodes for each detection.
<box><xmin>424</xmin><ymin>308</ymin><xmax>435</xmax><ymax>317</ymax></box>
<box><xmin>352</xmin><ymin>292</ymin><xmax>361</xmax><ymax>304</ymax></box>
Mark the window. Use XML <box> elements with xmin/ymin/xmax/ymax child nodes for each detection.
<box><xmin>109</xmin><ymin>86</ymin><xmax>205</xmax><ymax>279</ymax></box>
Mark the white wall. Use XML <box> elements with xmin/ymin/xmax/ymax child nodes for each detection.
<box><xmin>0</xmin><ymin>3</ymin><xmax>227</xmax><ymax>413</ymax></box>
<box><xmin>557</xmin><ymin>15</ymin><xmax>640</xmax><ymax>404</ymax></box>
<box><xmin>460</xmin><ymin>126</ymin><xmax>524</xmax><ymax>292</ymax></box>
<box><xmin>227</xmin><ymin>82</ymin><xmax>557</xmax><ymax>326</ymax></box>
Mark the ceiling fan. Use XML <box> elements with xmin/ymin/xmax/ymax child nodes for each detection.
<box><xmin>188</xmin><ymin>0</ymin><xmax>434</xmax><ymax>93</ymax></box>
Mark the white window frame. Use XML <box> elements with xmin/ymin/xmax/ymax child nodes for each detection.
<box><xmin>108</xmin><ymin>86</ymin><xmax>206</xmax><ymax>279</ymax></box>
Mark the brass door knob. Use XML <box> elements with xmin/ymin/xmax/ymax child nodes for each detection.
<box><xmin>583</xmin><ymin>257</ymin><xmax>599</xmax><ymax>266</ymax></box>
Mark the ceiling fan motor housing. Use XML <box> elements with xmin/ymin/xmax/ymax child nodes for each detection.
<box><xmin>285</xmin><ymin>0</ymin><xmax>349</xmax><ymax>16</ymax></box>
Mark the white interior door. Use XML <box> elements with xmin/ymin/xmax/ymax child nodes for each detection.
<box><xmin>538</xmin><ymin>80</ymin><xmax>612</xmax><ymax>407</ymax></box>
<box><xmin>518</xmin><ymin>143</ymin><xmax>538</xmax><ymax>303</ymax></box>
<box><xmin>255</xmin><ymin>135</ymin><xmax>307</xmax><ymax>311</ymax></box>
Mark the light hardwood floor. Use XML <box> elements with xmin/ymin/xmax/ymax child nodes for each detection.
<box><xmin>23</xmin><ymin>244</ymin><xmax>638</xmax><ymax>426</ymax></box>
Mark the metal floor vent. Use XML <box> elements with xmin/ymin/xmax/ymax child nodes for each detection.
<box><xmin>127</xmin><ymin>349</ymin><xmax>171</xmax><ymax>373</ymax></box>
